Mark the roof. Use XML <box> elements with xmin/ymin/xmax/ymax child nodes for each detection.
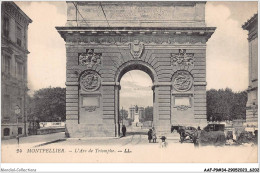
<box><xmin>2</xmin><ymin>1</ymin><xmax>32</xmax><ymax>24</ymax></box>
<box><xmin>242</xmin><ymin>13</ymin><xmax>258</xmax><ymax>30</ymax></box>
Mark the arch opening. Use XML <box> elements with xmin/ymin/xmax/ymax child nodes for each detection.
<box><xmin>116</xmin><ymin>61</ymin><xmax>157</xmax><ymax>83</ymax></box>
<box><xmin>119</xmin><ymin>69</ymin><xmax>154</xmax><ymax>135</ymax></box>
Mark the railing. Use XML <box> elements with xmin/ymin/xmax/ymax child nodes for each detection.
<box><xmin>39</xmin><ymin>122</ymin><xmax>65</xmax><ymax>128</ymax></box>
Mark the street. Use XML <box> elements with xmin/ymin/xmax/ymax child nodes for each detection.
<box><xmin>1</xmin><ymin>132</ymin><xmax>66</xmax><ymax>147</ymax></box>
<box><xmin>1</xmin><ymin>126</ymin><xmax>257</xmax><ymax>163</ymax></box>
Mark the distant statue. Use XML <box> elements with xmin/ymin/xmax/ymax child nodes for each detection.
<box><xmin>135</xmin><ymin>105</ymin><xmax>138</xmax><ymax>113</ymax></box>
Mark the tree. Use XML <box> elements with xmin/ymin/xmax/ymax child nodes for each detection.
<box><xmin>119</xmin><ymin>108</ymin><xmax>128</xmax><ymax>122</ymax></box>
<box><xmin>206</xmin><ymin>88</ymin><xmax>247</xmax><ymax>122</ymax></box>
<box><xmin>144</xmin><ymin>106</ymin><xmax>153</xmax><ymax>121</ymax></box>
<box><xmin>231</xmin><ymin>91</ymin><xmax>247</xmax><ymax>119</ymax></box>
<box><xmin>28</xmin><ymin>87</ymin><xmax>66</xmax><ymax>122</ymax></box>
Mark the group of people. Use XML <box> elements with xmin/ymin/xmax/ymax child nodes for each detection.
<box><xmin>148</xmin><ymin>127</ymin><xmax>157</xmax><ymax>143</ymax></box>
<box><xmin>121</xmin><ymin>125</ymin><xmax>167</xmax><ymax>145</ymax></box>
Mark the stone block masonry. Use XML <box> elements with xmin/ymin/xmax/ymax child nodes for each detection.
<box><xmin>57</xmin><ymin>1</ymin><xmax>215</xmax><ymax>137</ymax></box>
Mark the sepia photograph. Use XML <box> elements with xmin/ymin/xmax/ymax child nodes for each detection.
<box><xmin>0</xmin><ymin>0</ymin><xmax>259</xmax><ymax>172</ymax></box>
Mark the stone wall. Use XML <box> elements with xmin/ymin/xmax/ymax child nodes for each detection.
<box><xmin>61</xmin><ymin>34</ymin><xmax>213</xmax><ymax>137</ymax></box>
<box><xmin>66</xmin><ymin>1</ymin><xmax>206</xmax><ymax>27</ymax></box>
<box><xmin>242</xmin><ymin>14</ymin><xmax>258</xmax><ymax>127</ymax></box>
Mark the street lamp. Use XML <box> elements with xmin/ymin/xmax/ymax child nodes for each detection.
<box><xmin>121</xmin><ymin>107</ymin><xmax>124</xmax><ymax>126</ymax></box>
<box><xmin>14</xmin><ymin>105</ymin><xmax>21</xmax><ymax>141</ymax></box>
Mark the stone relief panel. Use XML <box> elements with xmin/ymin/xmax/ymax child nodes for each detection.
<box><xmin>129</xmin><ymin>40</ymin><xmax>144</xmax><ymax>59</ymax></box>
<box><xmin>173</xmin><ymin>96</ymin><xmax>192</xmax><ymax>111</ymax></box>
<box><xmin>78</xmin><ymin>49</ymin><xmax>101</xmax><ymax>69</ymax></box>
<box><xmin>171</xmin><ymin>49</ymin><xmax>194</xmax><ymax>67</ymax></box>
<box><xmin>66</xmin><ymin>35</ymin><xmax>207</xmax><ymax>45</ymax></box>
<box><xmin>80</xmin><ymin>70</ymin><xmax>101</xmax><ymax>92</ymax></box>
<box><xmin>172</xmin><ymin>70</ymin><xmax>193</xmax><ymax>92</ymax></box>
<box><xmin>82</xmin><ymin>96</ymin><xmax>100</xmax><ymax>112</ymax></box>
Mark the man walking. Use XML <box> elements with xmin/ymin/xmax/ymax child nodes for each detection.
<box><xmin>148</xmin><ymin>129</ymin><xmax>152</xmax><ymax>143</ymax></box>
<box><xmin>122</xmin><ymin>125</ymin><xmax>126</xmax><ymax>137</ymax></box>
<box><xmin>152</xmin><ymin>127</ymin><xmax>157</xmax><ymax>143</ymax></box>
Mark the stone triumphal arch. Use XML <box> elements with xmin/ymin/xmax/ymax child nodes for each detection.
<box><xmin>57</xmin><ymin>1</ymin><xmax>215</xmax><ymax>137</ymax></box>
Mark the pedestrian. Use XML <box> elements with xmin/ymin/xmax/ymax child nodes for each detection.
<box><xmin>16</xmin><ymin>134</ymin><xmax>20</xmax><ymax>146</ymax></box>
<box><xmin>171</xmin><ymin>125</ymin><xmax>174</xmax><ymax>133</ymax></box>
<box><xmin>122</xmin><ymin>125</ymin><xmax>126</xmax><ymax>137</ymax></box>
<box><xmin>160</xmin><ymin>136</ymin><xmax>167</xmax><ymax>148</ymax></box>
<box><xmin>179</xmin><ymin>129</ymin><xmax>185</xmax><ymax>143</ymax></box>
<box><xmin>254</xmin><ymin>130</ymin><xmax>258</xmax><ymax>138</ymax></box>
<box><xmin>193</xmin><ymin>126</ymin><xmax>201</xmax><ymax>147</ymax></box>
<box><xmin>152</xmin><ymin>127</ymin><xmax>157</xmax><ymax>143</ymax></box>
<box><xmin>148</xmin><ymin>129</ymin><xmax>152</xmax><ymax>143</ymax></box>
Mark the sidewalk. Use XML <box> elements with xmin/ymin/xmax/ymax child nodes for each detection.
<box><xmin>1</xmin><ymin>132</ymin><xmax>66</xmax><ymax>147</ymax></box>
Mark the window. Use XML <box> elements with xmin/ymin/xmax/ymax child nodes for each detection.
<box><xmin>16</xmin><ymin>25</ymin><xmax>22</xmax><ymax>46</ymax></box>
<box><xmin>3</xmin><ymin>95</ymin><xmax>10</xmax><ymax>117</ymax></box>
<box><xmin>18</xmin><ymin>127</ymin><xmax>23</xmax><ymax>134</ymax></box>
<box><xmin>17</xmin><ymin>97</ymin><xmax>22</xmax><ymax>108</ymax></box>
<box><xmin>3</xmin><ymin>17</ymin><xmax>10</xmax><ymax>38</ymax></box>
<box><xmin>24</xmin><ymin>29</ymin><xmax>27</xmax><ymax>48</ymax></box>
<box><xmin>17</xmin><ymin>38</ymin><xmax>22</xmax><ymax>46</ymax></box>
<box><xmin>4</xmin><ymin>128</ymin><xmax>10</xmax><ymax>136</ymax></box>
<box><xmin>4</xmin><ymin>55</ymin><xmax>11</xmax><ymax>75</ymax></box>
<box><xmin>16</xmin><ymin>61</ymin><xmax>23</xmax><ymax>79</ymax></box>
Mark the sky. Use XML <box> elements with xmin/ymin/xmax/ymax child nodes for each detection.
<box><xmin>15</xmin><ymin>1</ymin><xmax>258</xmax><ymax>109</ymax></box>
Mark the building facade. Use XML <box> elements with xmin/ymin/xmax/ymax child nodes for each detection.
<box><xmin>242</xmin><ymin>14</ymin><xmax>258</xmax><ymax>129</ymax></box>
<box><xmin>57</xmin><ymin>1</ymin><xmax>215</xmax><ymax>137</ymax></box>
<box><xmin>1</xmin><ymin>2</ymin><xmax>32</xmax><ymax>139</ymax></box>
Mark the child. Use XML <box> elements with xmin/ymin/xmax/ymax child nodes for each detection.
<box><xmin>160</xmin><ymin>136</ymin><xmax>167</xmax><ymax>148</ymax></box>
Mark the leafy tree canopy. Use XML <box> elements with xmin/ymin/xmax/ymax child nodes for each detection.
<box><xmin>144</xmin><ymin>106</ymin><xmax>153</xmax><ymax>121</ymax></box>
<box><xmin>119</xmin><ymin>108</ymin><xmax>128</xmax><ymax>121</ymax></box>
<box><xmin>207</xmin><ymin>88</ymin><xmax>247</xmax><ymax>122</ymax></box>
<box><xmin>28</xmin><ymin>87</ymin><xmax>66</xmax><ymax>122</ymax></box>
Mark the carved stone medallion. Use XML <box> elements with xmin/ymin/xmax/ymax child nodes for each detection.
<box><xmin>130</xmin><ymin>40</ymin><xmax>144</xmax><ymax>59</ymax></box>
<box><xmin>80</xmin><ymin>71</ymin><xmax>101</xmax><ymax>92</ymax></box>
<box><xmin>172</xmin><ymin>71</ymin><xmax>193</xmax><ymax>92</ymax></box>
<box><xmin>171</xmin><ymin>49</ymin><xmax>194</xmax><ymax>66</ymax></box>
<box><xmin>79</xmin><ymin>49</ymin><xmax>101</xmax><ymax>68</ymax></box>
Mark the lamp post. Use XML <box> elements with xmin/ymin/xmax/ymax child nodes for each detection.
<box><xmin>15</xmin><ymin>105</ymin><xmax>21</xmax><ymax>124</ymax></box>
<box><xmin>121</xmin><ymin>107</ymin><xmax>124</xmax><ymax>126</ymax></box>
<box><xmin>14</xmin><ymin>105</ymin><xmax>21</xmax><ymax>145</ymax></box>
